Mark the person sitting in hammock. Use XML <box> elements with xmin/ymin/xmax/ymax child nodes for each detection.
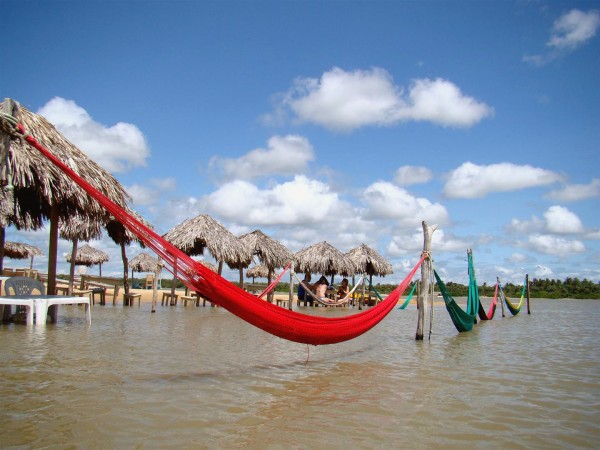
<box><xmin>297</xmin><ymin>273</ymin><xmax>314</xmax><ymax>304</ymax></box>
<box><xmin>336</xmin><ymin>278</ymin><xmax>350</xmax><ymax>300</ymax></box>
<box><xmin>314</xmin><ymin>276</ymin><xmax>329</xmax><ymax>300</ymax></box>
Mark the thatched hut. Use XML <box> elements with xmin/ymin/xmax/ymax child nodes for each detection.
<box><xmin>3</xmin><ymin>241</ymin><xmax>43</xmax><ymax>269</ymax></box>
<box><xmin>294</xmin><ymin>241</ymin><xmax>355</xmax><ymax>283</ymax></box>
<box><xmin>60</xmin><ymin>214</ymin><xmax>104</xmax><ymax>294</ymax></box>
<box><xmin>0</xmin><ymin>98</ymin><xmax>129</xmax><ymax>294</ymax></box>
<box><xmin>129</xmin><ymin>252</ymin><xmax>160</xmax><ymax>275</ymax></box>
<box><xmin>239</xmin><ymin>229</ymin><xmax>292</xmax><ymax>300</ymax></box>
<box><xmin>163</xmin><ymin>214</ymin><xmax>250</xmax><ymax>275</ymax></box>
<box><xmin>106</xmin><ymin>208</ymin><xmax>153</xmax><ymax>294</ymax></box>
<box><xmin>246</xmin><ymin>264</ymin><xmax>269</xmax><ymax>282</ymax></box>
<box><xmin>345</xmin><ymin>243</ymin><xmax>393</xmax><ymax>286</ymax></box>
<box><xmin>66</xmin><ymin>243</ymin><xmax>109</xmax><ymax>275</ymax></box>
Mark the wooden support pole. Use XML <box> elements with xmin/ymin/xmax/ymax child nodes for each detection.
<box><xmin>498</xmin><ymin>277</ymin><xmax>506</xmax><ymax>318</ymax></box>
<box><xmin>47</xmin><ymin>204</ymin><xmax>59</xmax><ymax>322</ymax></box>
<box><xmin>288</xmin><ymin>267</ymin><xmax>294</xmax><ymax>311</ymax></box>
<box><xmin>526</xmin><ymin>273</ymin><xmax>531</xmax><ymax>314</ymax></box>
<box><xmin>416</xmin><ymin>220</ymin><xmax>436</xmax><ymax>340</ymax></box>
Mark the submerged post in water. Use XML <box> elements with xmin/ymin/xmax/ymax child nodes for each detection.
<box><xmin>416</xmin><ymin>220</ymin><xmax>436</xmax><ymax>340</ymax></box>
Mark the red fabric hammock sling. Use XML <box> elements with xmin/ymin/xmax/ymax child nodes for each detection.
<box><xmin>15</xmin><ymin>123</ymin><xmax>424</xmax><ymax>345</ymax></box>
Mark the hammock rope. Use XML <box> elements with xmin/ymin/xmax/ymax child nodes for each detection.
<box><xmin>257</xmin><ymin>262</ymin><xmax>291</xmax><ymax>299</ymax></box>
<box><xmin>11</xmin><ymin>120</ymin><xmax>426</xmax><ymax>345</ymax></box>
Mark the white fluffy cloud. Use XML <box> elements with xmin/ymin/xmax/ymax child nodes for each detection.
<box><xmin>507</xmin><ymin>206</ymin><xmax>584</xmax><ymax>235</ymax></box>
<box><xmin>266</xmin><ymin>67</ymin><xmax>492</xmax><ymax>131</ymax></box>
<box><xmin>444</xmin><ymin>162</ymin><xmax>563</xmax><ymax>199</ymax></box>
<box><xmin>527</xmin><ymin>234</ymin><xmax>585</xmax><ymax>256</ymax></box>
<box><xmin>362</xmin><ymin>181</ymin><xmax>449</xmax><ymax>227</ymax></box>
<box><xmin>201</xmin><ymin>175</ymin><xmax>349</xmax><ymax>226</ymax></box>
<box><xmin>126</xmin><ymin>177</ymin><xmax>176</xmax><ymax>206</ymax></box>
<box><xmin>208</xmin><ymin>135</ymin><xmax>314</xmax><ymax>180</ymax></box>
<box><xmin>394</xmin><ymin>165</ymin><xmax>433</xmax><ymax>186</ymax></box>
<box><xmin>524</xmin><ymin>9</ymin><xmax>600</xmax><ymax>65</ymax></box>
<box><xmin>548</xmin><ymin>9</ymin><xmax>600</xmax><ymax>50</ymax></box>
<box><xmin>545</xmin><ymin>178</ymin><xmax>600</xmax><ymax>201</ymax></box>
<box><xmin>37</xmin><ymin>97</ymin><xmax>150</xmax><ymax>173</ymax></box>
<box><xmin>543</xmin><ymin>205</ymin><xmax>584</xmax><ymax>234</ymax></box>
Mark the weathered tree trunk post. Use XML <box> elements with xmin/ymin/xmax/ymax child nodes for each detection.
<box><xmin>68</xmin><ymin>238</ymin><xmax>79</xmax><ymax>295</ymax></box>
<box><xmin>526</xmin><ymin>273</ymin><xmax>531</xmax><ymax>314</ymax></box>
<box><xmin>498</xmin><ymin>277</ymin><xmax>506</xmax><ymax>318</ymax></box>
<box><xmin>267</xmin><ymin>268</ymin><xmax>274</xmax><ymax>303</ymax></box>
<box><xmin>239</xmin><ymin>267</ymin><xmax>244</xmax><ymax>291</ymax></box>
<box><xmin>121</xmin><ymin>242</ymin><xmax>129</xmax><ymax>295</ymax></box>
<box><xmin>151</xmin><ymin>260</ymin><xmax>162</xmax><ymax>313</ymax></box>
<box><xmin>288</xmin><ymin>267</ymin><xmax>294</xmax><ymax>311</ymax></box>
<box><xmin>416</xmin><ymin>221</ymin><xmax>436</xmax><ymax>340</ymax></box>
<box><xmin>48</xmin><ymin>204</ymin><xmax>59</xmax><ymax>322</ymax></box>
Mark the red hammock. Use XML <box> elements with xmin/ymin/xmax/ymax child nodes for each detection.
<box><xmin>15</xmin><ymin>123</ymin><xmax>424</xmax><ymax>345</ymax></box>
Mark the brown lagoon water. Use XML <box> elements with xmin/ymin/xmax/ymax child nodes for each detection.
<box><xmin>0</xmin><ymin>298</ymin><xmax>598</xmax><ymax>449</ymax></box>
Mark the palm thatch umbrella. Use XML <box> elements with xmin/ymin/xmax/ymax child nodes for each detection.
<box><xmin>345</xmin><ymin>243</ymin><xmax>393</xmax><ymax>287</ymax></box>
<box><xmin>246</xmin><ymin>264</ymin><xmax>269</xmax><ymax>283</ymax></box>
<box><xmin>294</xmin><ymin>241</ymin><xmax>355</xmax><ymax>283</ymax></box>
<box><xmin>3</xmin><ymin>241</ymin><xmax>43</xmax><ymax>269</ymax></box>
<box><xmin>0</xmin><ymin>186</ymin><xmax>44</xmax><ymax>271</ymax></box>
<box><xmin>66</xmin><ymin>243</ymin><xmax>109</xmax><ymax>276</ymax></box>
<box><xmin>239</xmin><ymin>229</ymin><xmax>293</xmax><ymax>301</ymax></box>
<box><xmin>0</xmin><ymin>98</ymin><xmax>129</xmax><ymax>294</ymax></box>
<box><xmin>198</xmin><ymin>259</ymin><xmax>218</xmax><ymax>273</ymax></box>
<box><xmin>60</xmin><ymin>214</ymin><xmax>104</xmax><ymax>294</ymax></box>
<box><xmin>129</xmin><ymin>252</ymin><xmax>160</xmax><ymax>275</ymax></box>
<box><xmin>106</xmin><ymin>208</ymin><xmax>153</xmax><ymax>295</ymax></box>
<box><xmin>163</xmin><ymin>214</ymin><xmax>251</xmax><ymax>295</ymax></box>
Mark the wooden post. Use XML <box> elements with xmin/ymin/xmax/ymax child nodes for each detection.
<box><xmin>151</xmin><ymin>260</ymin><xmax>162</xmax><ymax>313</ymax></box>
<box><xmin>416</xmin><ymin>221</ymin><xmax>436</xmax><ymax>340</ymax></box>
<box><xmin>121</xmin><ymin>242</ymin><xmax>129</xmax><ymax>295</ymax></box>
<box><xmin>288</xmin><ymin>267</ymin><xmax>294</xmax><ymax>311</ymax></box>
<box><xmin>498</xmin><ymin>277</ymin><xmax>506</xmax><ymax>318</ymax></box>
<box><xmin>526</xmin><ymin>273</ymin><xmax>531</xmax><ymax>314</ymax></box>
<box><xmin>267</xmin><ymin>268</ymin><xmax>273</xmax><ymax>303</ymax></box>
<box><xmin>239</xmin><ymin>267</ymin><xmax>244</xmax><ymax>291</ymax></box>
<box><xmin>0</xmin><ymin>99</ymin><xmax>18</xmax><ymax>273</ymax></box>
<box><xmin>68</xmin><ymin>238</ymin><xmax>79</xmax><ymax>295</ymax></box>
<box><xmin>47</xmin><ymin>204</ymin><xmax>59</xmax><ymax>322</ymax></box>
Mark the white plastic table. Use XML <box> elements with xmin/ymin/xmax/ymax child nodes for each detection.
<box><xmin>0</xmin><ymin>295</ymin><xmax>91</xmax><ymax>326</ymax></box>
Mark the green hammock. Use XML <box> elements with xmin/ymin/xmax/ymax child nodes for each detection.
<box><xmin>396</xmin><ymin>282</ymin><xmax>416</xmax><ymax>309</ymax></box>
<box><xmin>434</xmin><ymin>269</ymin><xmax>478</xmax><ymax>332</ymax></box>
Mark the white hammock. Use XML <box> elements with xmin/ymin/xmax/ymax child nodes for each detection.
<box><xmin>293</xmin><ymin>273</ymin><xmax>365</xmax><ymax>306</ymax></box>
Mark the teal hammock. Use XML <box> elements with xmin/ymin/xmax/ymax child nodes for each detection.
<box><xmin>434</xmin><ymin>270</ymin><xmax>477</xmax><ymax>332</ymax></box>
<box><xmin>397</xmin><ymin>282</ymin><xmax>416</xmax><ymax>309</ymax></box>
<box><xmin>367</xmin><ymin>282</ymin><xmax>414</xmax><ymax>309</ymax></box>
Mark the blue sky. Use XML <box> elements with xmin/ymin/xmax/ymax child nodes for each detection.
<box><xmin>2</xmin><ymin>0</ymin><xmax>599</xmax><ymax>286</ymax></box>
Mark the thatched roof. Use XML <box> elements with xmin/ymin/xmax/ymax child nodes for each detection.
<box><xmin>246</xmin><ymin>264</ymin><xmax>269</xmax><ymax>279</ymax></box>
<box><xmin>0</xmin><ymin>185</ymin><xmax>43</xmax><ymax>230</ymax></box>
<box><xmin>163</xmin><ymin>214</ymin><xmax>250</xmax><ymax>268</ymax></box>
<box><xmin>345</xmin><ymin>243</ymin><xmax>393</xmax><ymax>277</ymax></box>
<box><xmin>294</xmin><ymin>241</ymin><xmax>355</xmax><ymax>277</ymax></box>
<box><xmin>65</xmin><ymin>243</ymin><xmax>109</xmax><ymax>266</ymax></box>
<box><xmin>3</xmin><ymin>241</ymin><xmax>43</xmax><ymax>260</ymax></box>
<box><xmin>238</xmin><ymin>229</ymin><xmax>293</xmax><ymax>271</ymax></box>
<box><xmin>128</xmin><ymin>252</ymin><xmax>160</xmax><ymax>273</ymax></box>
<box><xmin>106</xmin><ymin>208</ymin><xmax>153</xmax><ymax>247</ymax></box>
<box><xmin>0</xmin><ymin>99</ymin><xmax>130</xmax><ymax>225</ymax></box>
<box><xmin>59</xmin><ymin>214</ymin><xmax>104</xmax><ymax>242</ymax></box>
<box><xmin>198</xmin><ymin>259</ymin><xmax>218</xmax><ymax>272</ymax></box>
